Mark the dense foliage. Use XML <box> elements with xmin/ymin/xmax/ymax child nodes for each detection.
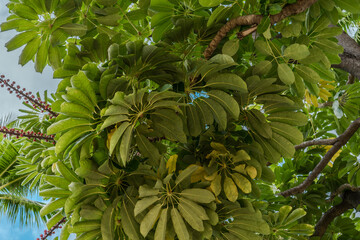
<box><xmin>1</xmin><ymin>0</ymin><xmax>360</xmax><ymax>239</ymax></box>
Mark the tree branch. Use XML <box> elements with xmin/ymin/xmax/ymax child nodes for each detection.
<box><xmin>203</xmin><ymin>0</ymin><xmax>318</xmax><ymax>59</ymax></box>
<box><xmin>295</xmin><ymin>138</ymin><xmax>337</xmax><ymax>150</ymax></box>
<box><xmin>312</xmin><ymin>198</ymin><xmax>353</xmax><ymax>238</ymax></box>
<box><xmin>312</xmin><ymin>186</ymin><xmax>360</xmax><ymax>238</ymax></box>
<box><xmin>280</xmin><ymin>118</ymin><xmax>360</xmax><ymax>197</ymax></box>
<box><xmin>333</xmin><ymin>31</ymin><xmax>360</xmax><ymax>79</ymax></box>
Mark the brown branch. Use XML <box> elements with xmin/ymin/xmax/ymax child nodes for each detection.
<box><xmin>318</xmin><ymin>101</ymin><xmax>334</xmax><ymax>108</ymax></box>
<box><xmin>312</xmin><ymin>198</ymin><xmax>353</xmax><ymax>238</ymax></box>
<box><xmin>332</xmin><ymin>31</ymin><xmax>360</xmax><ymax>79</ymax></box>
<box><xmin>237</xmin><ymin>25</ymin><xmax>258</xmax><ymax>40</ymax></box>
<box><xmin>280</xmin><ymin>118</ymin><xmax>360</xmax><ymax>197</ymax></box>
<box><xmin>312</xmin><ymin>188</ymin><xmax>360</xmax><ymax>237</ymax></box>
<box><xmin>295</xmin><ymin>138</ymin><xmax>337</xmax><ymax>150</ymax></box>
<box><xmin>328</xmin><ymin>184</ymin><xmax>360</xmax><ymax>202</ymax></box>
<box><xmin>347</xmin><ymin>74</ymin><xmax>355</xmax><ymax>85</ymax></box>
<box><xmin>203</xmin><ymin>0</ymin><xmax>318</xmax><ymax>59</ymax></box>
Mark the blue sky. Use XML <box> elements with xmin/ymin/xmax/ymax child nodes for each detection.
<box><xmin>0</xmin><ymin>1</ymin><xmax>68</xmax><ymax>239</ymax></box>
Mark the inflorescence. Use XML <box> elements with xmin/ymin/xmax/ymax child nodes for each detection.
<box><xmin>0</xmin><ymin>74</ymin><xmax>58</xmax><ymax>118</ymax></box>
<box><xmin>0</xmin><ymin>126</ymin><xmax>55</xmax><ymax>143</ymax></box>
<box><xmin>36</xmin><ymin>217</ymin><xmax>66</xmax><ymax>240</ymax></box>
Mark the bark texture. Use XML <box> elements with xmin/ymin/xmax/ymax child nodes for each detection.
<box><xmin>333</xmin><ymin>32</ymin><xmax>360</xmax><ymax>79</ymax></box>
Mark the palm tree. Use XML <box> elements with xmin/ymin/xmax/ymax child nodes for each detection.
<box><xmin>0</xmin><ymin>114</ymin><xmax>46</xmax><ymax>227</ymax></box>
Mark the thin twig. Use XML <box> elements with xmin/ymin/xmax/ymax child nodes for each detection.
<box><xmin>295</xmin><ymin>138</ymin><xmax>337</xmax><ymax>150</ymax></box>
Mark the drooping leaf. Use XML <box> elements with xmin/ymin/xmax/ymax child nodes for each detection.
<box><xmin>171</xmin><ymin>208</ymin><xmax>189</xmax><ymax>240</ymax></box>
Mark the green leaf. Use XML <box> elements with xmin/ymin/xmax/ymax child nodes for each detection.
<box><xmin>60</xmin><ymin>23</ymin><xmax>87</xmax><ymax>36</ymax></box>
<box><xmin>47</xmin><ymin>118</ymin><xmax>91</xmax><ymax>135</ymax></box>
<box><xmin>278</xmin><ymin>205</ymin><xmax>292</xmax><ymax>225</ymax></box>
<box><xmin>284</xmin><ymin>208</ymin><xmax>307</xmax><ymax>225</ymax></box>
<box><xmin>270</xmin><ymin>122</ymin><xmax>303</xmax><ymax>145</ymax></box>
<box><xmin>247</xmin><ymin>111</ymin><xmax>272</xmax><ymax>139</ymax></box>
<box><xmin>134</xmin><ymin>196</ymin><xmax>158</xmax><ymax>216</ymax></box>
<box><xmin>181</xmin><ymin>188</ymin><xmax>215</xmax><ymax>203</ymax></box>
<box><xmin>268</xmin><ymin>112</ymin><xmax>307</xmax><ymax>126</ymax></box>
<box><xmin>333</xmin><ymin>0</ymin><xmax>360</xmax><ymax>13</ymax></box>
<box><xmin>70</xmin><ymin>71</ymin><xmax>97</xmax><ymax>106</ymax></box>
<box><xmin>55</xmin><ymin>126</ymin><xmax>93</xmax><ymax>154</ymax></box>
<box><xmin>195</xmin><ymin>100</ymin><xmax>214</xmax><ymax>126</ymax></box>
<box><xmin>208</xmin><ymin>90</ymin><xmax>240</xmax><ymax>119</ymax></box>
<box><xmin>224</xmin><ymin>175</ymin><xmax>238</xmax><ymax>202</ymax></box>
<box><xmin>60</xmin><ymin>102</ymin><xmax>93</xmax><ymax>119</ymax></box>
<box><xmin>175</xmin><ymin>165</ymin><xmax>198</xmax><ymax>185</ymax></box>
<box><xmin>152</xmin><ymin>109</ymin><xmax>186</xmax><ymax>143</ymax></box>
<box><xmin>101</xmin><ymin>115</ymin><xmax>128</xmax><ymax>130</ymax></box>
<box><xmin>101</xmin><ymin>197</ymin><xmax>120</xmax><ymax>240</ymax></box>
<box><xmin>13</xmin><ymin>4</ymin><xmax>38</xmax><ymax>20</ymax></box>
<box><xmin>64</xmin><ymin>87</ymin><xmax>95</xmax><ymax>112</ymax></box>
<box><xmin>18</xmin><ymin>36</ymin><xmax>41</xmax><ymax>66</ymax></box>
<box><xmin>109</xmin><ymin>122</ymin><xmax>130</xmax><ymax>154</ymax></box>
<box><xmin>314</xmin><ymin>39</ymin><xmax>343</xmax><ymax>55</ymax></box>
<box><xmin>154</xmin><ymin>208</ymin><xmax>167</xmax><ymax>240</ymax></box>
<box><xmin>35</xmin><ymin>40</ymin><xmax>48</xmax><ymax>73</ymax></box>
<box><xmin>179</xmin><ymin>198</ymin><xmax>209</xmax><ymax>220</ymax></box>
<box><xmin>254</xmin><ymin>40</ymin><xmax>272</xmax><ymax>56</ymax></box>
<box><xmin>171</xmin><ymin>208</ymin><xmax>189</xmax><ymax>240</ymax></box>
<box><xmin>178</xmin><ymin>201</ymin><xmax>204</xmax><ymax>231</ymax></box>
<box><xmin>253</xmin><ymin>60</ymin><xmax>272</xmax><ymax>76</ymax></box>
<box><xmin>295</xmin><ymin>65</ymin><xmax>321</xmax><ymax>84</ymax></box>
<box><xmin>39</xmin><ymin>188</ymin><xmax>71</xmax><ymax>198</ymax></box>
<box><xmin>269</xmin><ymin>132</ymin><xmax>295</xmax><ymax>158</ymax></box>
<box><xmin>278</xmin><ymin>63</ymin><xmax>295</xmax><ymax>85</ymax></box>
<box><xmin>1</xmin><ymin>19</ymin><xmax>35</xmax><ymax>31</ymax></box>
<box><xmin>206</xmin><ymin>73</ymin><xmax>248</xmax><ymax>93</ymax></box>
<box><xmin>44</xmin><ymin>175</ymin><xmax>71</xmax><ymax>189</ymax></box>
<box><xmin>121</xmin><ymin>199</ymin><xmax>141</xmax><ymax>240</ymax></box>
<box><xmin>232</xmin><ymin>173</ymin><xmax>252</xmax><ymax>194</ymax></box>
<box><xmin>71</xmin><ymin>220</ymin><xmax>101</xmax><ymax>233</ymax></box>
<box><xmin>283</xmin><ymin>44</ymin><xmax>310</xmax><ymax>60</ymax></box>
<box><xmin>200</xmin><ymin>98</ymin><xmax>227</xmax><ymax>130</ymax></box>
<box><xmin>40</xmin><ymin>198</ymin><xmax>67</xmax><ymax>216</ymax></box>
<box><xmin>5</xmin><ymin>31</ymin><xmax>38</xmax><ymax>51</ymax></box>
<box><xmin>56</xmin><ymin>161</ymin><xmax>82</xmax><ymax>183</ymax></box>
<box><xmin>199</xmin><ymin>0</ymin><xmax>225</xmax><ymax>7</ymax></box>
<box><xmin>47</xmin><ymin>211</ymin><xmax>64</xmax><ymax>230</ymax></box>
<box><xmin>120</xmin><ymin>125</ymin><xmax>133</xmax><ymax>165</ymax></box>
<box><xmin>104</xmin><ymin>105</ymin><xmax>128</xmax><ymax>116</ymax></box>
<box><xmin>228</xmin><ymin>228</ymin><xmax>262</xmax><ymax>240</ymax></box>
<box><xmin>222</xmin><ymin>39</ymin><xmax>239</xmax><ymax>56</ymax></box>
<box><xmin>48</xmin><ymin>45</ymin><xmax>62</xmax><ymax>69</ymax></box>
<box><xmin>139</xmin><ymin>185</ymin><xmax>159</xmax><ymax>198</ymax></box>
<box><xmin>136</xmin><ymin>134</ymin><xmax>161</xmax><ymax>165</ymax></box>
<box><xmin>140</xmin><ymin>203</ymin><xmax>162</xmax><ymax>237</ymax></box>
<box><xmin>186</xmin><ymin>105</ymin><xmax>202</xmax><ymax>137</ymax></box>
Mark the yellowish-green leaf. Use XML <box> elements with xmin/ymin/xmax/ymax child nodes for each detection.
<box><xmin>232</xmin><ymin>173</ymin><xmax>252</xmax><ymax>194</ymax></box>
<box><xmin>224</xmin><ymin>175</ymin><xmax>238</xmax><ymax>202</ymax></box>
<box><xmin>166</xmin><ymin>154</ymin><xmax>178</xmax><ymax>174</ymax></box>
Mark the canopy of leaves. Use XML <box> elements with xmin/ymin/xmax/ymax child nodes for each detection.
<box><xmin>1</xmin><ymin>0</ymin><xmax>360</xmax><ymax>239</ymax></box>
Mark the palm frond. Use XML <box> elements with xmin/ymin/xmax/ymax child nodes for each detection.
<box><xmin>0</xmin><ymin>192</ymin><xmax>45</xmax><ymax>227</ymax></box>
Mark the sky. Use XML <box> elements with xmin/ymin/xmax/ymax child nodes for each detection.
<box><xmin>0</xmin><ymin>1</ymin><xmax>66</xmax><ymax>239</ymax></box>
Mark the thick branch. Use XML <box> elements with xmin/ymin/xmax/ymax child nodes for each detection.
<box><xmin>313</xmin><ymin>188</ymin><xmax>360</xmax><ymax>237</ymax></box>
<box><xmin>203</xmin><ymin>0</ymin><xmax>318</xmax><ymax>59</ymax></box>
<box><xmin>295</xmin><ymin>138</ymin><xmax>337</xmax><ymax>150</ymax></box>
<box><xmin>280</xmin><ymin>118</ymin><xmax>360</xmax><ymax>197</ymax></box>
<box><xmin>312</xmin><ymin>199</ymin><xmax>353</xmax><ymax>237</ymax></box>
<box><xmin>333</xmin><ymin>31</ymin><xmax>360</xmax><ymax>79</ymax></box>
